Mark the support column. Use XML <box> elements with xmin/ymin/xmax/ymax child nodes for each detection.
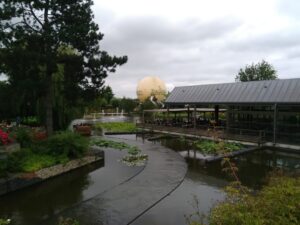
<box><xmin>226</xmin><ymin>105</ymin><xmax>230</xmax><ymax>129</ymax></box>
<box><xmin>273</xmin><ymin>104</ymin><xmax>277</xmax><ymax>145</ymax></box>
<box><xmin>187</xmin><ymin>105</ymin><xmax>190</xmax><ymax>123</ymax></box>
<box><xmin>214</xmin><ymin>105</ymin><xmax>219</xmax><ymax>125</ymax></box>
<box><xmin>193</xmin><ymin>106</ymin><xmax>197</xmax><ymax>128</ymax></box>
<box><xmin>142</xmin><ymin>110</ymin><xmax>145</xmax><ymax>124</ymax></box>
<box><xmin>167</xmin><ymin>106</ymin><xmax>170</xmax><ymax>125</ymax></box>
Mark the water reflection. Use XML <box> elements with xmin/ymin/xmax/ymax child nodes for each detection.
<box><xmin>0</xmin><ymin>162</ymin><xmax>103</xmax><ymax>225</ymax></box>
<box><xmin>133</xmin><ymin>135</ymin><xmax>300</xmax><ymax>225</ymax></box>
<box><xmin>152</xmin><ymin>136</ymin><xmax>300</xmax><ymax>189</ymax></box>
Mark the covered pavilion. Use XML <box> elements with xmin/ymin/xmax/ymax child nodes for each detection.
<box><xmin>140</xmin><ymin>78</ymin><xmax>300</xmax><ymax>145</ymax></box>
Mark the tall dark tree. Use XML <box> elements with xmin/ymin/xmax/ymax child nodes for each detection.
<box><xmin>235</xmin><ymin>60</ymin><xmax>277</xmax><ymax>82</ymax></box>
<box><xmin>0</xmin><ymin>0</ymin><xmax>127</xmax><ymax>134</ymax></box>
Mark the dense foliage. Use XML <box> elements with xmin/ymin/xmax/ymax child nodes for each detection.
<box><xmin>235</xmin><ymin>60</ymin><xmax>277</xmax><ymax>82</ymax></box>
<box><xmin>0</xmin><ymin>0</ymin><xmax>127</xmax><ymax>133</ymax></box>
<box><xmin>0</xmin><ymin>219</ymin><xmax>10</xmax><ymax>225</ymax></box>
<box><xmin>0</xmin><ymin>131</ymin><xmax>89</xmax><ymax>174</ymax></box>
<box><xmin>207</xmin><ymin>176</ymin><xmax>300</xmax><ymax>225</ymax></box>
<box><xmin>193</xmin><ymin>140</ymin><xmax>242</xmax><ymax>155</ymax></box>
<box><xmin>94</xmin><ymin>122</ymin><xmax>137</xmax><ymax>133</ymax></box>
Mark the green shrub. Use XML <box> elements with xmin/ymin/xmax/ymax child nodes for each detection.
<box><xmin>12</xmin><ymin>127</ymin><xmax>33</xmax><ymax>148</ymax></box>
<box><xmin>93</xmin><ymin>122</ymin><xmax>137</xmax><ymax>133</ymax></box>
<box><xmin>42</xmin><ymin>131</ymin><xmax>89</xmax><ymax>159</ymax></box>
<box><xmin>6</xmin><ymin>149</ymin><xmax>57</xmax><ymax>172</ymax></box>
<box><xmin>208</xmin><ymin>176</ymin><xmax>300</xmax><ymax>225</ymax></box>
<box><xmin>0</xmin><ymin>219</ymin><xmax>10</xmax><ymax>225</ymax></box>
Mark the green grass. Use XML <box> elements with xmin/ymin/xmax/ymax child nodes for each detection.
<box><xmin>93</xmin><ymin>122</ymin><xmax>137</xmax><ymax>133</ymax></box>
<box><xmin>193</xmin><ymin>140</ymin><xmax>242</xmax><ymax>155</ymax></box>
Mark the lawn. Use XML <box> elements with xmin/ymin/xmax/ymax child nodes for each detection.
<box><xmin>93</xmin><ymin>122</ymin><xmax>137</xmax><ymax>133</ymax></box>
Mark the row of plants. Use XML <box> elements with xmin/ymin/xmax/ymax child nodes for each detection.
<box><xmin>91</xmin><ymin>138</ymin><xmax>147</xmax><ymax>166</ymax></box>
<box><xmin>0</xmin><ymin>130</ymin><xmax>89</xmax><ymax>176</ymax></box>
<box><xmin>93</xmin><ymin>122</ymin><xmax>137</xmax><ymax>133</ymax></box>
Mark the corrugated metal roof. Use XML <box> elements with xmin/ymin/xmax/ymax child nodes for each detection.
<box><xmin>165</xmin><ymin>78</ymin><xmax>300</xmax><ymax>105</ymax></box>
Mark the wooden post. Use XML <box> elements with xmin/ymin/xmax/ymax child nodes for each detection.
<box><xmin>273</xmin><ymin>104</ymin><xmax>277</xmax><ymax>145</ymax></box>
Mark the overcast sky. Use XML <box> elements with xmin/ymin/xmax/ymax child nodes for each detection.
<box><xmin>92</xmin><ymin>0</ymin><xmax>300</xmax><ymax>98</ymax></box>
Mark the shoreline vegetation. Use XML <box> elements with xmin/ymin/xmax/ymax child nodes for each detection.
<box><xmin>187</xmin><ymin>175</ymin><xmax>300</xmax><ymax>225</ymax></box>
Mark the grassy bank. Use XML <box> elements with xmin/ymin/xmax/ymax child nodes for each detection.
<box><xmin>93</xmin><ymin>122</ymin><xmax>137</xmax><ymax>133</ymax></box>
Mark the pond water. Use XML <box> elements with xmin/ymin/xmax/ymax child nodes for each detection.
<box><xmin>0</xmin><ymin>149</ymin><xmax>142</xmax><ymax>225</ymax></box>
<box><xmin>131</xmin><ymin>135</ymin><xmax>300</xmax><ymax>225</ymax></box>
<box><xmin>1</xmin><ymin>116</ymin><xmax>300</xmax><ymax>225</ymax></box>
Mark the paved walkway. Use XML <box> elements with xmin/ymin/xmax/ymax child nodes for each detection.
<box><xmin>45</xmin><ymin>136</ymin><xmax>187</xmax><ymax>225</ymax></box>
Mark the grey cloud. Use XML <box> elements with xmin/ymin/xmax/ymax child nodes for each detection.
<box><xmin>94</xmin><ymin>6</ymin><xmax>300</xmax><ymax>97</ymax></box>
<box><xmin>102</xmin><ymin>16</ymin><xmax>241</xmax><ymax>51</ymax></box>
<box><xmin>227</xmin><ymin>30</ymin><xmax>300</xmax><ymax>53</ymax></box>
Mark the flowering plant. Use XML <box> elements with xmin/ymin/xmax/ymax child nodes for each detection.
<box><xmin>0</xmin><ymin>129</ymin><xmax>12</xmax><ymax>145</ymax></box>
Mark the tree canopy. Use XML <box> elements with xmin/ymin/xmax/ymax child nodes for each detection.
<box><xmin>0</xmin><ymin>0</ymin><xmax>127</xmax><ymax>133</ymax></box>
<box><xmin>235</xmin><ymin>60</ymin><xmax>277</xmax><ymax>82</ymax></box>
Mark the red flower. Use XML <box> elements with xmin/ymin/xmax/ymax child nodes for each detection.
<box><xmin>0</xmin><ymin>129</ymin><xmax>12</xmax><ymax>145</ymax></box>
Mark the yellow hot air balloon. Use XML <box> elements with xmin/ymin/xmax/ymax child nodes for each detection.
<box><xmin>137</xmin><ymin>76</ymin><xmax>167</xmax><ymax>102</ymax></box>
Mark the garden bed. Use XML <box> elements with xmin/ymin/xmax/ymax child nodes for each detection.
<box><xmin>0</xmin><ymin>151</ymin><xmax>103</xmax><ymax>196</ymax></box>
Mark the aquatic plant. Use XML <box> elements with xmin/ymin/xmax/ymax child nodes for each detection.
<box><xmin>193</xmin><ymin>140</ymin><xmax>242</xmax><ymax>155</ymax></box>
<box><xmin>58</xmin><ymin>217</ymin><xmax>80</xmax><ymax>225</ymax></box>
<box><xmin>122</xmin><ymin>154</ymin><xmax>148</xmax><ymax>166</ymax></box>
<box><xmin>91</xmin><ymin>138</ymin><xmax>147</xmax><ymax>166</ymax></box>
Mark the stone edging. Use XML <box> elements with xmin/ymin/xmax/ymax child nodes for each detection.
<box><xmin>0</xmin><ymin>152</ymin><xmax>103</xmax><ymax>196</ymax></box>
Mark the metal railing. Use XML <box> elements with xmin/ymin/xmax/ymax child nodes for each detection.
<box><xmin>137</xmin><ymin>122</ymin><xmax>266</xmax><ymax>144</ymax></box>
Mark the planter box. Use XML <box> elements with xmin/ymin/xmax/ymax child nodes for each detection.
<box><xmin>74</xmin><ymin>125</ymin><xmax>92</xmax><ymax>136</ymax></box>
<box><xmin>0</xmin><ymin>151</ymin><xmax>104</xmax><ymax>196</ymax></box>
